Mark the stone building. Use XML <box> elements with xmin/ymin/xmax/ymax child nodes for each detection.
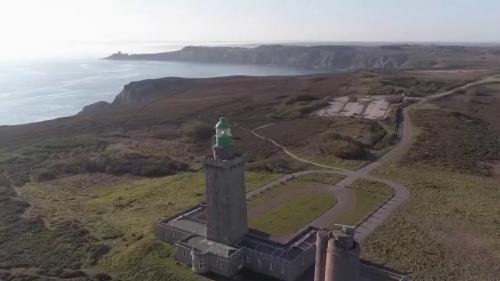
<box><xmin>314</xmin><ymin>227</ymin><xmax>361</xmax><ymax>281</ymax></box>
<box><xmin>156</xmin><ymin>117</ymin><xmax>407</xmax><ymax>281</ymax></box>
<box><xmin>205</xmin><ymin>117</ymin><xmax>248</xmax><ymax>245</ymax></box>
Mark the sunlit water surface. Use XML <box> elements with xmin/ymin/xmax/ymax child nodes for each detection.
<box><xmin>0</xmin><ymin>44</ymin><xmax>316</xmax><ymax>125</ymax></box>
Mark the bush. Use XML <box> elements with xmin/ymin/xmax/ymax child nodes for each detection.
<box><xmin>179</xmin><ymin>120</ymin><xmax>212</xmax><ymax>142</ymax></box>
<box><xmin>249</xmin><ymin>158</ymin><xmax>294</xmax><ymax>174</ymax></box>
<box><xmin>298</xmin><ymin>100</ymin><xmax>329</xmax><ymax>114</ymax></box>
<box><xmin>320</xmin><ymin>141</ymin><xmax>366</xmax><ymax>159</ymax></box>
<box><xmin>285</xmin><ymin>93</ymin><xmax>319</xmax><ymax>104</ymax></box>
<box><xmin>95</xmin><ymin>151</ymin><xmax>189</xmax><ymax>177</ymax></box>
<box><xmin>41</xmin><ymin>134</ymin><xmax>102</xmax><ymax>150</ymax></box>
<box><xmin>271</xmin><ymin>99</ymin><xmax>328</xmax><ymax>120</ymax></box>
<box><xmin>32</xmin><ymin>168</ymin><xmax>57</xmax><ymax>182</ymax></box>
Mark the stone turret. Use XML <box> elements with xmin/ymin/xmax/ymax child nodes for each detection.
<box><xmin>324</xmin><ymin>227</ymin><xmax>360</xmax><ymax>281</ymax></box>
<box><xmin>205</xmin><ymin>117</ymin><xmax>248</xmax><ymax>245</ymax></box>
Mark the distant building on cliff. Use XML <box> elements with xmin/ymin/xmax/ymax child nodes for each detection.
<box><xmin>156</xmin><ymin>117</ymin><xmax>406</xmax><ymax>281</ymax></box>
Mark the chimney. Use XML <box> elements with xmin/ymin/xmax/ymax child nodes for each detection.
<box><xmin>314</xmin><ymin>230</ymin><xmax>329</xmax><ymax>281</ymax></box>
<box><xmin>324</xmin><ymin>227</ymin><xmax>360</xmax><ymax>281</ymax></box>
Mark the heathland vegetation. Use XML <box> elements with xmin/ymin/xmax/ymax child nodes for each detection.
<box><xmin>362</xmin><ymin>83</ymin><xmax>500</xmax><ymax>281</ymax></box>
<box><xmin>0</xmin><ymin>69</ymin><xmax>497</xmax><ymax>281</ymax></box>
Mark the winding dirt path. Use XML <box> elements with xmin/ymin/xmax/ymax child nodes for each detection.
<box><xmin>244</xmin><ymin>75</ymin><xmax>500</xmax><ymax>241</ymax></box>
<box><xmin>242</xmin><ymin>127</ymin><xmax>351</xmax><ymax>174</ymax></box>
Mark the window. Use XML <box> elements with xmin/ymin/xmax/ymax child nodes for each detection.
<box><xmin>246</xmin><ymin>256</ymin><xmax>251</xmax><ymax>263</ymax></box>
<box><xmin>258</xmin><ymin>259</ymin><xmax>261</xmax><ymax>268</ymax></box>
<box><xmin>216</xmin><ymin>128</ymin><xmax>231</xmax><ymax>137</ymax></box>
<box><xmin>269</xmin><ymin>262</ymin><xmax>273</xmax><ymax>271</ymax></box>
<box><xmin>282</xmin><ymin>264</ymin><xmax>286</xmax><ymax>274</ymax></box>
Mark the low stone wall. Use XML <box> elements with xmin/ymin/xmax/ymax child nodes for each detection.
<box><xmin>156</xmin><ymin>223</ymin><xmax>192</xmax><ymax>244</ymax></box>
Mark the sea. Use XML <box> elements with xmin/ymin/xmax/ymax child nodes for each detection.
<box><xmin>0</xmin><ymin>42</ymin><xmax>316</xmax><ymax>126</ymax></box>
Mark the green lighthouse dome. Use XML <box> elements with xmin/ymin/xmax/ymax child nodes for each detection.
<box><xmin>214</xmin><ymin>117</ymin><xmax>232</xmax><ymax>147</ymax></box>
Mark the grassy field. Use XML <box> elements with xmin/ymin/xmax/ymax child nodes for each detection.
<box><xmin>333</xmin><ymin>179</ymin><xmax>393</xmax><ymax>226</ymax></box>
<box><xmin>18</xmin><ymin>173</ymin><xmax>207</xmax><ymax>281</ymax></box>
<box><xmin>363</xmin><ymin>164</ymin><xmax>500</xmax><ymax>281</ymax></box>
<box><xmin>245</xmin><ymin>171</ymin><xmax>282</xmax><ymax>192</ymax></box>
<box><xmin>402</xmin><ymin>108</ymin><xmax>499</xmax><ymax>176</ymax></box>
<box><xmin>0</xmin><ymin>148</ymin><xmax>17</xmax><ymax>163</ymax></box>
<box><xmin>359</xmin><ymin>100</ymin><xmax>500</xmax><ymax>281</ymax></box>
<box><xmin>248</xmin><ymin>174</ymin><xmax>343</xmax><ymax>236</ymax></box>
<box><xmin>250</xmin><ymin>193</ymin><xmax>336</xmax><ymax>237</ymax></box>
<box><xmin>247</xmin><ymin>173</ymin><xmax>344</xmax><ymax>209</ymax></box>
<box><xmin>17</xmin><ymin>170</ymin><xmax>280</xmax><ymax>281</ymax></box>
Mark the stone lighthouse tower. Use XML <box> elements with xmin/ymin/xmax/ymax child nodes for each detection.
<box><xmin>204</xmin><ymin>117</ymin><xmax>248</xmax><ymax>245</ymax></box>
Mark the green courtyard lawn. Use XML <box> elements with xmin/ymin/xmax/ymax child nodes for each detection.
<box><xmin>333</xmin><ymin>179</ymin><xmax>393</xmax><ymax>226</ymax></box>
<box><xmin>247</xmin><ymin>173</ymin><xmax>344</xmax><ymax>209</ymax></box>
<box><xmin>248</xmin><ymin>174</ymin><xmax>343</xmax><ymax>237</ymax></box>
<box><xmin>250</xmin><ymin>192</ymin><xmax>336</xmax><ymax>237</ymax></box>
<box><xmin>246</xmin><ymin>171</ymin><xmax>282</xmax><ymax>192</ymax></box>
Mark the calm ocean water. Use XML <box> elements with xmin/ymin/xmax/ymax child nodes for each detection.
<box><xmin>0</xmin><ymin>43</ymin><xmax>316</xmax><ymax>126</ymax></box>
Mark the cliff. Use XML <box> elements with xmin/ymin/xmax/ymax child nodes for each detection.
<box><xmin>111</xmin><ymin>77</ymin><xmax>195</xmax><ymax>106</ymax></box>
<box><xmin>106</xmin><ymin>44</ymin><xmax>500</xmax><ymax>71</ymax></box>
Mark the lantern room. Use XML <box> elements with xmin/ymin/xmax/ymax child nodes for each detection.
<box><xmin>214</xmin><ymin>117</ymin><xmax>233</xmax><ymax>147</ymax></box>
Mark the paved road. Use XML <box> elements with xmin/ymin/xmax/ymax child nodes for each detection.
<box><xmin>244</xmin><ymin>75</ymin><xmax>500</xmax><ymax>241</ymax></box>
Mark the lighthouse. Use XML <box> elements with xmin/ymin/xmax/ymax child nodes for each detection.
<box><xmin>204</xmin><ymin>117</ymin><xmax>248</xmax><ymax>245</ymax></box>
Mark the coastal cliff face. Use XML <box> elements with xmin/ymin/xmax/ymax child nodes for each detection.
<box><xmin>106</xmin><ymin>44</ymin><xmax>500</xmax><ymax>71</ymax></box>
<box><xmin>112</xmin><ymin>77</ymin><xmax>195</xmax><ymax>105</ymax></box>
<box><xmin>78</xmin><ymin>77</ymin><xmax>196</xmax><ymax>114</ymax></box>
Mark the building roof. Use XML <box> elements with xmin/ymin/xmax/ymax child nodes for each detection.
<box><xmin>163</xmin><ymin>206</ymin><xmax>207</xmax><ymax>236</ymax></box>
<box><xmin>179</xmin><ymin>235</ymin><xmax>240</xmax><ymax>258</ymax></box>
<box><xmin>240</xmin><ymin>228</ymin><xmax>317</xmax><ymax>262</ymax></box>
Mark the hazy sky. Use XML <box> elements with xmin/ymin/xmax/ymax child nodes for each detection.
<box><xmin>0</xmin><ymin>0</ymin><xmax>499</xmax><ymax>59</ymax></box>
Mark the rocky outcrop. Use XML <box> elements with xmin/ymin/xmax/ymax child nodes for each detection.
<box><xmin>112</xmin><ymin>77</ymin><xmax>195</xmax><ymax>106</ymax></box>
<box><xmin>106</xmin><ymin>44</ymin><xmax>500</xmax><ymax>71</ymax></box>
<box><xmin>79</xmin><ymin>101</ymin><xmax>111</xmax><ymax>115</ymax></box>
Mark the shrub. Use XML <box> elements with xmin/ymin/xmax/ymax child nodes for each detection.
<box><xmin>32</xmin><ymin>168</ymin><xmax>57</xmax><ymax>182</ymax></box>
<box><xmin>249</xmin><ymin>158</ymin><xmax>293</xmax><ymax>173</ymax></box>
<box><xmin>179</xmin><ymin>120</ymin><xmax>213</xmax><ymax>142</ymax></box>
<box><xmin>298</xmin><ymin>100</ymin><xmax>329</xmax><ymax>114</ymax></box>
<box><xmin>41</xmin><ymin>134</ymin><xmax>102</xmax><ymax>150</ymax></box>
<box><xmin>320</xmin><ymin>141</ymin><xmax>366</xmax><ymax>159</ymax></box>
<box><xmin>285</xmin><ymin>93</ymin><xmax>319</xmax><ymax>104</ymax></box>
